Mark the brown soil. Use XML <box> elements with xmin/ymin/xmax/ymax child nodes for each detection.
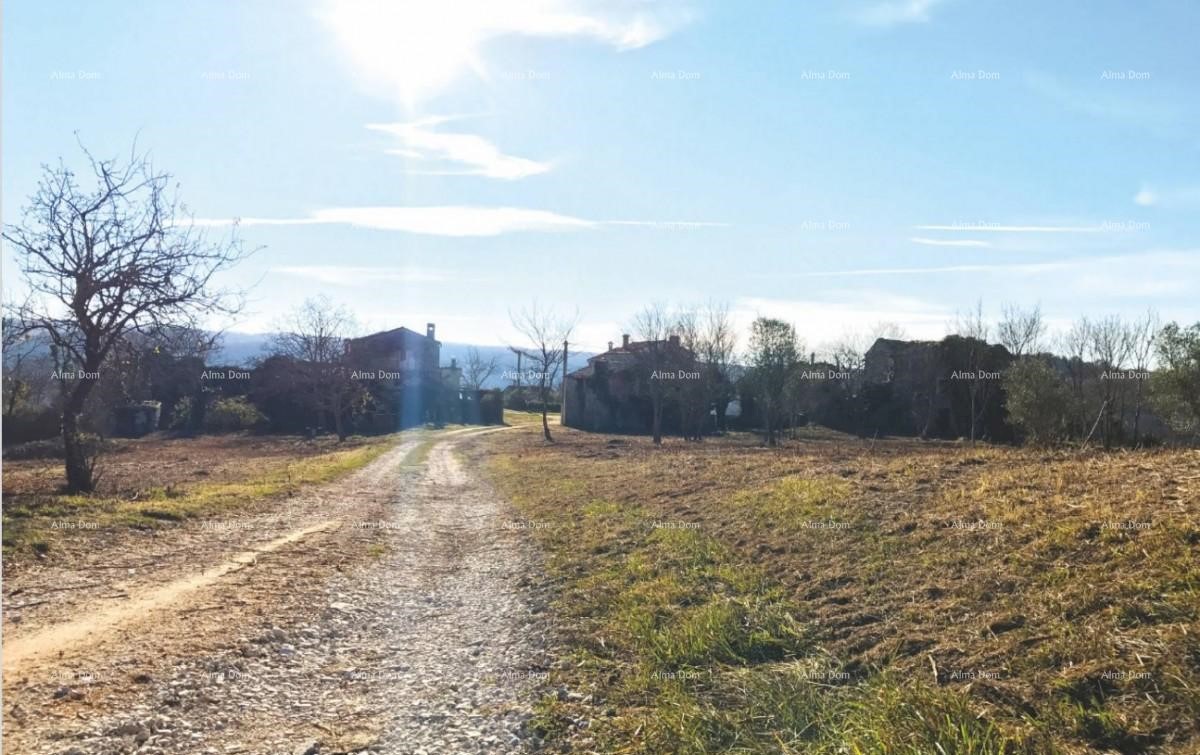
<box><xmin>3</xmin><ymin>433</ymin><xmax>368</xmax><ymax>498</ymax></box>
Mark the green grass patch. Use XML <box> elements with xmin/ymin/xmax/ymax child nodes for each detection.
<box><xmin>399</xmin><ymin>435</ymin><xmax>441</xmax><ymax>468</ymax></box>
<box><xmin>731</xmin><ymin>475</ymin><xmax>854</xmax><ymax>529</ymax></box>
<box><xmin>504</xmin><ymin>409</ymin><xmax>561</xmax><ymax>427</ymax></box>
<box><xmin>487</xmin><ymin>451</ymin><xmax>1037</xmax><ymax>754</ymax></box>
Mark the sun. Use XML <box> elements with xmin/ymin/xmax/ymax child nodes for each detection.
<box><xmin>317</xmin><ymin>0</ymin><xmax>491</xmax><ymax>109</ymax></box>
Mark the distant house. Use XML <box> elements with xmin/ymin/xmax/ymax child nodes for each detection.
<box><xmin>348</xmin><ymin>323</ymin><xmax>442</xmax><ymax>376</ymax></box>
<box><xmin>343</xmin><ymin>323</ymin><xmax>502</xmax><ymax>429</ymax></box>
<box><xmin>864</xmin><ymin>338</ymin><xmax>950</xmax><ymax>436</ymax></box>
<box><xmin>346</xmin><ymin>323</ymin><xmax>453</xmax><ymax>428</ymax></box>
<box><xmin>863</xmin><ymin>336</ymin><xmax>1014</xmax><ymax>440</ymax></box>
<box><xmin>563</xmin><ymin>334</ymin><xmax>701</xmax><ymax>434</ymax></box>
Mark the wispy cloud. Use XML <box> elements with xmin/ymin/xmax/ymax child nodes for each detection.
<box><xmin>605</xmin><ymin>220</ymin><xmax>730</xmax><ymax>230</ymax></box>
<box><xmin>318</xmin><ymin>0</ymin><xmax>694</xmax><ymax>105</ymax></box>
<box><xmin>205</xmin><ymin>207</ymin><xmax>590</xmax><ymax>236</ymax></box>
<box><xmin>1134</xmin><ymin>187</ymin><xmax>1157</xmax><ymax>206</ymax></box>
<box><xmin>193</xmin><ymin>207</ymin><xmax>725</xmax><ymax>236</ymax></box>
<box><xmin>1024</xmin><ymin>71</ymin><xmax>1189</xmax><ymax>138</ymax></box>
<box><xmin>853</xmin><ymin>0</ymin><xmax>945</xmax><ymax>26</ymax></box>
<box><xmin>914</xmin><ymin>224</ymin><xmax>1104</xmax><ymax>233</ymax></box>
<box><xmin>272</xmin><ymin>266</ymin><xmax>456</xmax><ymax>286</ymax></box>
<box><xmin>909</xmin><ymin>237</ymin><xmax>990</xmax><ymax>247</ymax></box>
<box><xmin>771</xmin><ymin>249</ymin><xmax>1200</xmax><ymax>281</ymax></box>
<box><xmin>1133</xmin><ymin>183</ymin><xmax>1200</xmax><ymax>209</ymax></box>
<box><xmin>792</xmin><ymin>261</ymin><xmax>1070</xmax><ymax>277</ymax></box>
<box><xmin>367</xmin><ymin>118</ymin><xmax>552</xmax><ymax>180</ymax></box>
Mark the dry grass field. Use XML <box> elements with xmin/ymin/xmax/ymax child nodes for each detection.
<box><xmin>2</xmin><ymin>432</ymin><xmax>401</xmax><ymax>562</ymax></box>
<box><xmin>481</xmin><ymin>425</ymin><xmax>1200</xmax><ymax>754</ymax></box>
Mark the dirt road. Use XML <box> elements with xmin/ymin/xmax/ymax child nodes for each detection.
<box><xmin>2</xmin><ymin>428</ymin><xmax>550</xmax><ymax>755</ymax></box>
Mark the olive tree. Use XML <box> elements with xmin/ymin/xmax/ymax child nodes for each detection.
<box><xmin>746</xmin><ymin>317</ymin><xmax>800</xmax><ymax>446</ymax></box>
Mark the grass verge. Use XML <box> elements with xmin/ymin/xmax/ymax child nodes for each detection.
<box><xmin>486</xmin><ymin>440</ymin><xmax>1048</xmax><ymax>754</ymax></box>
<box><xmin>3</xmin><ymin>433</ymin><xmax>402</xmax><ymax>555</ymax></box>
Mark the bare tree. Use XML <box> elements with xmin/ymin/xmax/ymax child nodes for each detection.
<box><xmin>462</xmin><ymin>347</ymin><xmax>499</xmax><ymax>392</ymax></box>
<box><xmin>871</xmin><ymin>320</ymin><xmax>908</xmax><ymax>342</ymax></box>
<box><xmin>631</xmin><ymin>303</ymin><xmax>678</xmax><ymax>445</ymax></box>
<box><xmin>1089</xmin><ymin>315</ymin><xmax>1133</xmax><ymax>449</ymax></box>
<box><xmin>2</xmin><ymin>317</ymin><xmax>53</xmax><ymax>421</ymax></box>
<box><xmin>107</xmin><ymin>324</ymin><xmax>223</xmax><ymax>432</ymax></box>
<box><xmin>822</xmin><ymin>321</ymin><xmax>908</xmax><ymax>433</ymax></box>
<box><xmin>3</xmin><ymin>140</ymin><xmax>251</xmax><ymax>491</ymax></box>
<box><xmin>1059</xmin><ymin>317</ymin><xmax>1093</xmax><ymax>437</ymax></box>
<box><xmin>952</xmin><ymin>300</ymin><xmax>994</xmax><ymax>443</ymax></box>
<box><xmin>997</xmin><ymin>303</ymin><xmax>1046</xmax><ymax>359</ymax></box>
<box><xmin>826</xmin><ymin>320</ymin><xmax>907</xmax><ymax>372</ymax></box>
<box><xmin>269</xmin><ymin>296</ymin><xmax>361</xmax><ymax>441</ymax></box>
<box><xmin>510</xmin><ymin>302</ymin><xmax>576</xmax><ymax>441</ymax></box>
<box><xmin>673</xmin><ymin>307</ymin><xmax>708</xmax><ymax>440</ymax></box>
<box><xmin>698</xmin><ymin>301</ymin><xmax>737</xmax><ymax>433</ymax></box>
<box><xmin>1127</xmin><ymin>310</ymin><xmax>1160</xmax><ymax>444</ymax></box>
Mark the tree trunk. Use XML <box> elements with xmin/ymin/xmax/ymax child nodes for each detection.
<box><xmin>652</xmin><ymin>397</ymin><xmax>663</xmax><ymax>445</ymax></box>
<box><xmin>333</xmin><ymin>401</ymin><xmax>347</xmax><ymax>441</ymax></box>
<box><xmin>1132</xmin><ymin>380</ymin><xmax>1144</xmax><ymax>445</ymax></box>
<box><xmin>4</xmin><ymin>379</ymin><xmax>24</xmax><ymax>420</ymax></box>
<box><xmin>329</xmin><ymin>383</ymin><xmax>348</xmax><ymax>441</ymax></box>
<box><xmin>969</xmin><ymin>388</ymin><xmax>977</xmax><ymax>444</ymax></box>
<box><xmin>61</xmin><ymin>395</ymin><xmax>94</xmax><ymax>493</ymax></box>
<box><xmin>540</xmin><ymin>379</ymin><xmax>553</xmax><ymax>441</ymax></box>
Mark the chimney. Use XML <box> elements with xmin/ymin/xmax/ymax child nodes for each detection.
<box><xmin>426</xmin><ymin>323</ymin><xmax>436</xmax><ymax>340</ymax></box>
<box><xmin>607</xmin><ymin>341</ymin><xmax>613</xmax><ymax>352</ymax></box>
<box><xmin>622</xmin><ymin>334</ymin><xmax>630</xmax><ymax>348</ymax></box>
<box><xmin>669</xmin><ymin>334</ymin><xmax>680</xmax><ymax>347</ymax></box>
<box><xmin>450</xmin><ymin>357</ymin><xmax>457</xmax><ymax>369</ymax></box>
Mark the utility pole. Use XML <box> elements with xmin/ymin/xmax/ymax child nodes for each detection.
<box><xmin>508</xmin><ymin>346</ymin><xmax>525</xmax><ymax>389</ymax></box>
<box><xmin>560</xmin><ymin>339</ymin><xmax>569</xmax><ymax>425</ymax></box>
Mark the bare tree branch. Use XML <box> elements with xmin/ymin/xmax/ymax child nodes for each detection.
<box><xmin>2</xmin><ymin>138</ymin><xmax>256</xmax><ymax>490</ymax></box>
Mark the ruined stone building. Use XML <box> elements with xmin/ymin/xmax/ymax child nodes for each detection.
<box><xmin>863</xmin><ymin>337</ymin><xmax>1014</xmax><ymax>440</ymax></box>
<box><xmin>562</xmin><ymin>334</ymin><xmax>700</xmax><ymax>433</ymax></box>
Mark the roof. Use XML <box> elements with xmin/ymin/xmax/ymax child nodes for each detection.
<box><xmin>568</xmin><ymin>338</ymin><xmax>695</xmax><ymax>379</ymax></box>
<box><xmin>349</xmin><ymin>326</ymin><xmax>439</xmax><ymax>349</ymax></box>
<box><xmin>866</xmin><ymin>337</ymin><xmax>939</xmax><ymax>354</ymax></box>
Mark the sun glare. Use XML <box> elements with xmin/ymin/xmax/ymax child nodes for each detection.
<box><xmin>318</xmin><ymin>0</ymin><xmax>490</xmax><ymax>108</ymax></box>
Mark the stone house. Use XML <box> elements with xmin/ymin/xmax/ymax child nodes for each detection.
<box><xmin>562</xmin><ymin>334</ymin><xmax>701</xmax><ymax>434</ymax></box>
<box><xmin>863</xmin><ymin>336</ymin><xmax>1014</xmax><ymax>440</ymax></box>
<box><xmin>346</xmin><ymin>323</ymin><xmax>460</xmax><ymax>428</ymax></box>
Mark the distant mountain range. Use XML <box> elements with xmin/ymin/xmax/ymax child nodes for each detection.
<box><xmin>211</xmin><ymin>332</ymin><xmax>594</xmax><ymax>390</ymax></box>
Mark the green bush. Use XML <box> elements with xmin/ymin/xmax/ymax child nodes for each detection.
<box><xmin>1003</xmin><ymin>358</ymin><xmax>1071</xmax><ymax>445</ymax></box>
<box><xmin>202</xmin><ymin>397</ymin><xmax>267</xmax><ymax>433</ymax></box>
<box><xmin>1151</xmin><ymin>322</ymin><xmax>1200</xmax><ymax>439</ymax></box>
<box><xmin>169</xmin><ymin>396</ymin><xmax>194</xmax><ymax>430</ymax></box>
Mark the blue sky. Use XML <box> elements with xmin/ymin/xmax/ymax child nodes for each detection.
<box><xmin>3</xmin><ymin>0</ymin><xmax>1198</xmax><ymax>352</ymax></box>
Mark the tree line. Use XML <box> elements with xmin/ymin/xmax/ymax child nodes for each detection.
<box><xmin>736</xmin><ymin>304</ymin><xmax>1199</xmax><ymax>449</ymax></box>
<box><xmin>4</xmin><ymin>141</ymin><xmax>1199</xmax><ymax>494</ymax></box>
